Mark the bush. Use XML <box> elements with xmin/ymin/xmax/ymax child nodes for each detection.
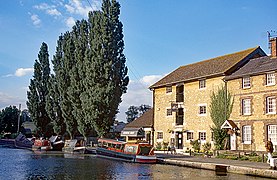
<box><xmin>202</xmin><ymin>142</ymin><xmax>211</xmax><ymax>153</ymax></box>
<box><xmin>155</xmin><ymin>142</ymin><xmax>162</xmax><ymax>150</ymax></box>
<box><xmin>190</xmin><ymin>140</ymin><xmax>200</xmax><ymax>152</ymax></box>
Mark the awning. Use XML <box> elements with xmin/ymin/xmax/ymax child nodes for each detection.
<box><xmin>121</xmin><ymin>128</ymin><xmax>145</xmax><ymax>137</ymax></box>
<box><xmin>221</xmin><ymin>120</ymin><xmax>238</xmax><ymax>130</ymax></box>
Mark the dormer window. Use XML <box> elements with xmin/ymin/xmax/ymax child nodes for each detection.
<box><xmin>199</xmin><ymin>79</ymin><xmax>206</xmax><ymax>89</ymax></box>
<box><xmin>166</xmin><ymin>86</ymin><xmax>172</xmax><ymax>93</ymax></box>
<box><xmin>242</xmin><ymin>77</ymin><xmax>251</xmax><ymax>89</ymax></box>
<box><xmin>266</xmin><ymin>73</ymin><xmax>276</xmax><ymax>86</ymax></box>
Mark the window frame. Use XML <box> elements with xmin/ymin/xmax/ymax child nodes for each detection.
<box><xmin>266</xmin><ymin>96</ymin><xmax>277</xmax><ymax>114</ymax></box>
<box><xmin>186</xmin><ymin>131</ymin><xmax>194</xmax><ymax>141</ymax></box>
<box><xmin>242</xmin><ymin>125</ymin><xmax>252</xmax><ymax>144</ymax></box>
<box><xmin>242</xmin><ymin>99</ymin><xmax>251</xmax><ymax>115</ymax></box>
<box><xmin>199</xmin><ymin>132</ymin><xmax>206</xmax><ymax>141</ymax></box>
<box><xmin>268</xmin><ymin>125</ymin><xmax>277</xmax><ymax>145</ymax></box>
<box><xmin>157</xmin><ymin>132</ymin><xmax>163</xmax><ymax>140</ymax></box>
<box><xmin>266</xmin><ymin>73</ymin><xmax>276</xmax><ymax>86</ymax></box>
<box><xmin>242</xmin><ymin>76</ymin><xmax>251</xmax><ymax>89</ymax></box>
<box><xmin>199</xmin><ymin>79</ymin><xmax>206</xmax><ymax>89</ymax></box>
<box><xmin>166</xmin><ymin>86</ymin><xmax>172</xmax><ymax>94</ymax></box>
<box><xmin>199</xmin><ymin>104</ymin><xmax>207</xmax><ymax>116</ymax></box>
<box><xmin>166</xmin><ymin>108</ymin><xmax>173</xmax><ymax>116</ymax></box>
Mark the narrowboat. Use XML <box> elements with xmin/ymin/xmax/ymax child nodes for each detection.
<box><xmin>96</xmin><ymin>138</ymin><xmax>156</xmax><ymax>163</ymax></box>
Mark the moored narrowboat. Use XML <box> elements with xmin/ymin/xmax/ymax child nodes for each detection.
<box><xmin>96</xmin><ymin>138</ymin><xmax>156</xmax><ymax>163</ymax></box>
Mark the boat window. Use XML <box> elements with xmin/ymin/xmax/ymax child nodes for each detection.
<box><xmin>125</xmin><ymin>145</ymin><xmax>137</xmax><ymax>154</ymax></box>
<box><xmin>138</xmin><ymin>145</ymin><xmax>152</xmax><ymax>155</ymax></box>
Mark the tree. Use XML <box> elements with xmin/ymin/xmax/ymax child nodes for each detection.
<box><xmin>125</xmin><ymin>104</ymin><xmax>151</xmax><ymax>123</ymax></box>
<box><xmin>52</xmin><ymin>33</ymin><xmax>78</xmax><ymax>139</ymax></box>
<box><xmin>27</xmin><ymin>42</ymin><xmax>52</xmax><ymax>137</ymax></box>
<box><xmin>0</xmin><ymin>106</ymin><xmax>21</xmax><ymax>134</ymax></box>
<box><xmin>210</xmin><ymin>85</ymin><xmax>233</xmax><ymax>150</ymax></box>
<box><xmin>82</xmin><ymin>0</ymin><xmax>129</xmax><ymax>137</ymax></box>
<box><xmin>45</xmin><ymin>75</ymin><xmax>66</xmax><ymax>135</ymax></box>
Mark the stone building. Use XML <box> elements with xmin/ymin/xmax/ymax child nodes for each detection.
<box><xmin>121</xmin><ymin>109</ymin><xmax>154</xmax><ymax>145</ymax></box>
<box><xmin>150</xmin><ymin>46</ymin><xmax>267</xmax><ymax>152</ymax></box>
<box><xmin>223</xmin><ymin>37</ymin><xmax>277</xmax><ymax>151</ymax></box>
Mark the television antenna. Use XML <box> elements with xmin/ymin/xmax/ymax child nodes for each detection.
<box><xmin>267</xmin><ymin>30</ymin><xmax>277</xmax><ymax>50</ymax></box>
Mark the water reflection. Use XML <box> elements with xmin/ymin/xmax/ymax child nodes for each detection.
<box><xmin>0</xmin><ymin>147</ymin><xmax>270</xmax><ymax>180</ymax></box>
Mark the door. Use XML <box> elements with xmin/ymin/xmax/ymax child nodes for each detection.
<box><xmin>176</xmin><ymin>132</ymin><xmax>183</xmax><ymax>149</ymax></box>
<box><xmin>230</xmin><ymin>133</ymin><xmax>236</xmax><ymax>150</ymax></box>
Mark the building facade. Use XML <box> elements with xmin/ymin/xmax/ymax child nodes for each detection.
<box><xmin>150</xmin><ymin>46</ymin><xmax>267</xmax><ymax>151</ymax></box>
<box><xmin>224</xmin><ymin>37</ymin><xmax>277</xmax><ymax>151</ymax></box>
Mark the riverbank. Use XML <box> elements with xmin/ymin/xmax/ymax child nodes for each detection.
<box><xmin>156</xmin><ymin>152</ymin><xmax>277</xmax><ymax>179</ymax></box>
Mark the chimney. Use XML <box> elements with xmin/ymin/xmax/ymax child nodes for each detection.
<box><xmin>270</xmin><ymin>37</ymin><xmax>277</xmax><ymax>57</ymax></box>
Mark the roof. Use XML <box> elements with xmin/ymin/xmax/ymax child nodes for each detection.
<box><xmin>221</xmin><ymin>120</ymin><xmax>238</xmax><ymax>129</ymax></box>
<box><xmin>125</xmin><ymin>109</ymin><xmax>153</xmax><ymax>128</ymax></box>
<box><xmin>225</xmin><ymin>56</ymin><xmax>277</xmax><ymax>80</ymax></box>
<box><xmin>150</xmin><ymin>47</ymin><xmax>266</xmax><ymax>89</ymax></box>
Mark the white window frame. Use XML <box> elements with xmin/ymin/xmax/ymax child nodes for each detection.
<box><xmin>267</xmin><ymin>97</ymin><xmax>277</xmax><ymax>114</ymax></box>
<box><xmin>157</xmin><ymin>132</ymin><xmax>163</xmax><ymax>142</ymax></box>
<box><xmin>186</xmin><ymin>131</ymin><xmax>194</xmax><ymax>141</ymax></box>
<box><xmin>242</xmin><ymin>125</ymin><xmax>251</xmax><ymax>144</ymax></box>
<box><xmin>198</xmin><ymin>104</ymin><xmax>207</xmax><ymax>116</ymax></box>
<box><xmin>166</xmin><ymin>86</ymin><xmax>172</xmax><ymax>94</ymax></box>
<box><xmin>166</xmin><ymin>108</ymin><xmax>172</xmax><ymax>116</ymax></box>
<box><xmin>242</xmin><ymin>99</ymin><xmax>251</xmax><ymax>115</ymax></box>
<box><xmin>268</xmin><ymin>125</ymin><xmax>277</xmax><ymax>145</ymax></box>
<box><xmin>242</xmin><ymin>77</ymin><xmax>251</xmax><ymax>89</ymax></box>
<box><xmin>199</xmin><ymin>79</ymin><xmax>206</xmax><ymax>89</ymax></box>
<box><xmin>198</xmin><ymin>131</ymin><xmax>206</xmax><ymax>142</ymax></box>
<box><xmin>266</xmin><ymin>73</ymin><xmax>276</xmax><ymax>86</ymax></box>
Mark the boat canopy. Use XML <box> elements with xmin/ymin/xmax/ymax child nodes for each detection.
<box><xmin>120</xmin><ymin>128</ymin><xmax>145</xmax><ymax>137</ymax></box>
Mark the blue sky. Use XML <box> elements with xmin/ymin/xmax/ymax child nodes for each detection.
<box><xmin>0</xmin><ymin>0</ymin><xmax>276</xmax><ymax>121</ymax></box>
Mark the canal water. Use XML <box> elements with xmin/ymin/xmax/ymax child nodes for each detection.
<box><xmin>0</xmin><ymin>147</ymin><xmax>269</xmax><ymax>180</ymax></box>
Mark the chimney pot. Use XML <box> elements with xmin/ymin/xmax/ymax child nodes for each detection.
<box><xmin>270</xmin><ymin>37</ymin><xmax>277</xmax><ymax>57</ymax></box>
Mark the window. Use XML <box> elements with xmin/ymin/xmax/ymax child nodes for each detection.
<box><xmin>242</xmin><ymin>125</ymin><xmax>251</xmax><ymax>144</ymax></box>
<box><xmin>267</xmin><ymin>97</ymin><xmax>277</xmax><ymax>114</ymax></box>
<box><xmin>157</xmin><ymin>132</ymin><xmax>163</xmax><ymax>139</ymax></box>
<box><xmin>266</xmin><ymin>73</ymin><xmax>276</xmax><ymax>86</ymax></box>
<box><xmin>268</xmin><ymin>125</ymin><xmax>277</xmax><ymax>143</ymax></box>
<box><xmin>166</xmin><ymin>86</ymin><xmax>172</xmax><ymax>93</ymax></box>
<box><xmin>187</xmin><ymin>132</ymin><xmax>193</xmax><ymax>141</ymax></box>
<box><xmin>199</xmin><ymin>79</ymin><xmax>206</xmax><ymax>89</ymax></box>
<box><xmin>242</xmin><ymin>77</ymin><xmax>251</xmax><ymax>89</ymax></box>
<box><xmin>166</xmin><ymin>108</ymin><xmax>172</xmax><ymax>116</ymax></box>
<box><xmin>242</xmin><ymin>99</ymin><xmax>251</xmax><ymax>115</ymax></box>
<box><xmin>199</xmin><ymin>132</ymin><xmax>206</xmax><ymax>141</ymax></box>
<box><xmin>199</xmin><ymin>105</ymin><xmax>207</xmax><ymax>115</ymax></box>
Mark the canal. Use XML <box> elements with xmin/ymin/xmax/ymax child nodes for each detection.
<box><xmin>0</xmin><ymin>147</ymin><xmax>270</xmax><ymax>179</ymax></box>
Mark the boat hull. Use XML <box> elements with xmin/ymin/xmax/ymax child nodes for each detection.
<box><xmin>96</xmin><ymin>147</ymin><xmax>156</xmax><ymax>163</ymax></box>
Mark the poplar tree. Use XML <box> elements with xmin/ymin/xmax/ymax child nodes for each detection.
<box><xmin>52</xmin><ymin>34</ymin><xmax>78</xmax><ymax>139</ymax></box>
<box><xmin>82</xmin><ymin>0</ymin><xmax>129</xmax><ymax>137</ymax></box>
<box><xmin>210</xmin><ymin>85</ymin><xmax>233</xmax><ymax>150</ymax></box>
<box><xmin>45</xmin><ymin>75</ymin><xmax>66</xmax><ymax>135</ymax></box>
<box><xmin>27</xmin><ymin>42</ymin><xmax>52</xmax><ymax>136</ymax></box>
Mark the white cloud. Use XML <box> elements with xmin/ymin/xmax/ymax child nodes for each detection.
<box><xmin>116</xmin><ymin>74</ymin><xmax>164</xmax><ymax>121</ymax></box>
<box><xmin>66</xmin><ymin>17</ymin><xmax>76</xmax><ymax>28</ymax></box>
<box><xmin>30</xmin><ymin>14</ymin><xmax>41</xmax><ymax>26</ymax></box>
<box><xmin>0</xmin><ymin>92</ymin><xmax>26</xmax><ymax>110</ymax></box>
<box><xmin>65</xmin><ymin>0</ymin><xmax>101</xmax><ymax>17</ymax></box>
<box><xmin>15</xmin><ymin>68</ymin><xmax>33</xmax><ymax>77</ymax></box>
<box><xmin>47</xmin><ymin>9</ymin><xmax>62</xmax><ymax>16</ymax></box>
<box><xmin>33</xmin><ymin>3</ymin><xmax>52</xmax><ymax>10</ymax></box>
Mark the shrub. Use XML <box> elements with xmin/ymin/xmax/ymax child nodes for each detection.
<box><xmin>155</xmin><ymin>142</ymin><xmax>162</xmax><ymax>150</ymax></box>
<box><xmin>202</xmin><ymin>142</ymin><xmax>211</xmax><ymax>153</ymax></box>
<box><xmin>190</xmin><ymin>140</ymin><xmax>200</xmax><ymax>152</ymax></box>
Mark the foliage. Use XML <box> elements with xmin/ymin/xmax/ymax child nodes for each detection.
<box><xmin>27</xmin><ymin>42</ymin><xmax>52</xmax><ymax>137</ymax></box>
<box><xmin>190</xmin><ymin>140</ymin><xmax>200</xmax><ymax>152</ymax></box>
<box><xmin>125</xmin><ymin>104</ymin><xmax>151</xmax><ymax>123</ymax></box>
<box><xmin>155</xmin><ymin>142</ymin><xmax>162</xmax><ymax>150</ymax></box>
<box><xmin>0</xmin><ymin>106</ymin><xmax>21</xmax><ymax>134</ymax></box>
<box><xmin>210</xmin><ymin>85</ymin><xmax>233</xmax><ymax>150</ymax></box>
<box><xmin>202</xmin><ymin>142</ymin><xmax>211</xmax><ymax>153</ymax></box>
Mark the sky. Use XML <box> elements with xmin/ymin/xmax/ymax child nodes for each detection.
<box><xmin>0</xmin><ymin>0</ymin><xmax>276</xmax><ymax>122</ymax></box>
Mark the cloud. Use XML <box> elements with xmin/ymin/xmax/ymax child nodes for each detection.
<box><xmin>15</xmin><ymin>68</ymin><xmax>33</xmax><ymax>77</ymax></box>
<box><xmin>65</xmin><ymin>0</ymin><xmax>101</xmax><ymax>17</ymax></box>
<box><xmin>47</xmin><ymin>9</ymin><xmax>62</xmax><ymax>16</ymax></box>
<box><xmin>0</xmin><ymin>92</ymin><xmax>26</xmax><ymax>110</ymax></box>
<box><xmin>66</xmin><ymin>17</ymin><xmax>76</xmax><ymax>28</ymax></box>
<box><xmin>116</xmin><ymin>74</ymin><xmax>164</xmax><ymax>121</ymax></box>
<box><xmin>30</xmin><ymin>14</ymin><xmax>41</xmax><ymax>27</ymax></box>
